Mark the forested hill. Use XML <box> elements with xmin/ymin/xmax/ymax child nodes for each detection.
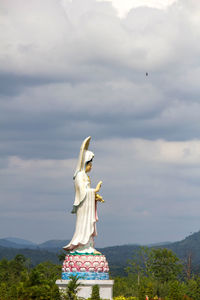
<box><xmin>99</xmin><ymin>244</ymin><xmax>141</xmax><ymax>276</ymax></box>
<box><xmin>0</xmin><ymin>238</ymin><xmax>70</xmax><ymax>250</ymax></box>
<box><xmin>0</xmin><ymin>231</ymin><xmax>200</xmax><ymax>276</ymax></box>
<box><xmin>0</xmin><ymin>245</ymin><xmax>60</xmax><ymax>266</ymax></box>
<box><xmin>0</xmin><ymin>243</ymin><xmax>141</xmax><ymax>276</ymax></box>
<box><xmin>164</xmin><ymin>231</ymin><xmax>200</xmax><ymax>264</ymax></box>
<box><xmin>101</xmin><ymin>231</ymin><xmax>200</xmax><ymax>275</ymax></box>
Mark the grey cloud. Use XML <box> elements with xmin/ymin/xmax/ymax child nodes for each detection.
<box><xmin>0</xmin><ymin>72</ymin><xmax>69</xmax><ymax>96</ymax></box>
<box><xmin>1</xmin><ymin>138</ymin><xmax>200</xmax><ymax>245</ymax></box>
<box><xmin>1</xmin><ymin>0</ymin><xmax>200</xmax><ymax>245</ymax></box>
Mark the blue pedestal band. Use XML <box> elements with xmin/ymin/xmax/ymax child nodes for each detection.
<box><xmin>62</xmin><ymin>271</ymin><xmax>109</xmax><ymax>280</ymax></box>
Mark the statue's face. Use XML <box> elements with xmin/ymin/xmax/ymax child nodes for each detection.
<box><xmin>85</xmin><ymin>161</ymin><xmax>92</xmax><ymax>173</ymax></box>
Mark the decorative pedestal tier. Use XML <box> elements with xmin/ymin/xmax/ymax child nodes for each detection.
<box><xmin>56</xmin><ymin>253</ymin><xmax>113</xmax><ymax>299</ymax></box>
<box><xmin>62</xmin><ymin>253</ymin><xmax>109</xmax><ymax>280</ymax></box>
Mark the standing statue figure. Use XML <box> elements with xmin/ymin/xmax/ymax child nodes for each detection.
<box><xmin>63</xmin><ymin>136</ymin><xmax>104</xmax><ymax>254</ymax></box>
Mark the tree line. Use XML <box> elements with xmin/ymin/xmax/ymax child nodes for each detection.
<box><xmin>0</xmin><ymin>254</ymin><xmax>60</xmax><ymax>299</ymax></box>
<box><xmin>113</xmin><ymin>247</ymin><xmax>200</xmax><ymax>299</ymax></box>
<box><xmin>1</xmin><ymin>247</ymin><xmax>200</xmax><ymax>299</ymax></box>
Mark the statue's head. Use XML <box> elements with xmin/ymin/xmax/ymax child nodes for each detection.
<box><xmin>85</xmin><ymin>160</ymin><xmax>93</xmax><ymax>173</ymax></box>
<box><xmin>73</xmin><ymin>137</ymin><xmax>94</xmax><ymax>179</ymax></box>
<box><xmin>84</xmin><ymin>150</ymin><xmax>94</xmax><ymax>173</ymax></box>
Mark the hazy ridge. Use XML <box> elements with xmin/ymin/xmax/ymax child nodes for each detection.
<box><xmin>0</xmin><ymin>231</ymin><xmax>200</xmax><ymax>276</ymax></box>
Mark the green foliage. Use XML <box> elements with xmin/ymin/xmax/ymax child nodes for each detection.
<box><xmin>147</xmin><ymin>248</ymin><xmax>183</xmax><ymax>283</ymax></box>
<box><xmin>115</xmin><ymin>247</ymin><xmax>200</xmax><ymax>299</ymax></box>
<box><xmin>127</xmin><ymin>247</ymin><xmax>183</xmax><ymax>283</ymax></box>
<box><xmin>0</xmin><ymin>246</ymin><xmax>60</xmax><ymax>266</ymax></box>
<box><xmin>186</xmin><ymin>277</ymin><xmax>200</xmax><ymax>299</ymax></box>
<box><xmin>0</xmin><ymin>254</ymin><xmax>27</xmax><ymax>287</ymax></box>
<box><xmin>51</xmin><ymin>284</ymin><xmax>61</xmax><ymax>300</ymax></box>
<box><xmin>57</xmin><ymin>251</ymin><xmax>66</xmax><ymax>262</ymax></box>
<box><xmin>91</xmin><ymin>285</ymin><xmax>100</xmax><ymax>300</ymax></box>
<box><xmin>62</xmin><ymin>274</ymin><xmax>81</xmax><ymax>300</ymax></box>
<box><xmin>137</xmin><ymin>277</ymin><xmax>157</xmax><ymax>300</ymax></box>
<box><xmin>113</xmin><ymin>276</ymin><xmax>137</xmax><ymax>297</ymax></box>
<box><xmin>168</xmin><ymin>280</ymin><xmax>186</xmax><ymax>300</ymax></box>
<box><xmin>9</xmin><ymin>284</ymin><xmax>19</xmax><ymax>300</ymax></box>
<box><xmin>113</xmin><ymin>275</ymin><xmax>200</xmax><ymax>300</ymax></box>
<box><xmin>0</xmin><ymin>283</ymin><xmax>8</xmax><ymax>300</ymax></box>
<box><xmin>0</xmin><ymin>256</ymin><xmax>61</xmax><ymax>300</ymax></box>
<box><xmin>114</xmin><ymin>297</ymin><xmax>138</xmax><ymax>300</ymax></box>
<box><xmin>126</xmin><ymin>247</ymin><xmax>151</xmax><ymax>279</ymax></box>
<box><xmin>33</xmin><ymin>261</ymin><xmax>61</xmax><ymax>285</ymax></box>
<box><xmin>2</xmin><ymin>247</ymin><xmax>200</xmax><ymax>300</ymax></box>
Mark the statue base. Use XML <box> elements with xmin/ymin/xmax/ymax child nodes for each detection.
<box><xmin>56</xmin><ymin>252</ymin><xmax>113</xmax><ymax>298</ymax></box>
<box><xmin>61</xmin><ymin>253</ymin><xmax>109</xmax><ymax>280</ymax></box>
<box><xmin>56</xmin><ymin>279</ymin><xmax>114</xmax><ymax>300</ymax></box>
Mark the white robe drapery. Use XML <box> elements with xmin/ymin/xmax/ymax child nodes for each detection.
<box><xmin>64</xmin><ymin>170</ymin><xmax>98</xmax><ymax>252</ymax></box>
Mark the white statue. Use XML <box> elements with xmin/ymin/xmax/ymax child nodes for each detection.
<box><xmin>63</xmin><ymin>137</ymin><xmax>104</xmax><ymax>254</ymax></box>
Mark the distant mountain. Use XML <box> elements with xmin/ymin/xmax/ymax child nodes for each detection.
<box><xmin>100</xmin><ymin>232</ymin><xmax>200</xmax><ymax>276</ymax></box>
<box><xmin>99</xmin><ymin>244</ymin><xmax>140</xmax><ymax>276</ymax></box>
<box><xmin>1</xmin><ymin>231</ymin><xmax>200</xmax><ymax>276</ymax></box>
<box><xmin>147</xmin><ymin>241</ymin><xmax>172</xmax><ymax>247</ymax></box>
<box><xmin>0</xmin><ymin>239</ymin><xmax>36</xmax><ymax>249</ymax></box>
<box><xmin>164</xmin><ymin>231</ymin><xmax>200</xmax><ymax>265</ymax></box>
<box><xmin>0</xmin><ymin>238</ymin><xmax>69</xmax><ymax>251</ymax></box>
<box><xmin>0</xmin><ymin>245</ymin><xmax>60</xmax><ymax>266</ymax></box>
<box><xmin>5</xmin><ymin>237</ymin><xmax>37</xmax><ymax>246</ymax></box>
<box><xmin>38</xmin><ymin>240</ymin><xmax>70</xmax><ymax>251</ymax></box>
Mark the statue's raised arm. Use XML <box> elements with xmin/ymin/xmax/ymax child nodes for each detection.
<box><xmin>63</xmin><ymin>136</ymin><xmax>103</xmax><ymax>254</ymax></box>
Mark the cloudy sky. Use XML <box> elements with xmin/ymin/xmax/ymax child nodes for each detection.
<box><xmin>1</xmin><ymin>0</ymin><xmax>200</xmax><ymax>247</ymax></box>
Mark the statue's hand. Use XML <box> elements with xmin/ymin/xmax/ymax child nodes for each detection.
<box><xmin>95</xmin><ymin>193</ymin><xmax>105</xmax><ymax>203</ymax></box>
<box><xmin>95</xmin><ymin>181</ymin><xmax>102</xmax><ymax>193</ymax></box>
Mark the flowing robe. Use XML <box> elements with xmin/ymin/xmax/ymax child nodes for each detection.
<box><xmin>64</xmin><ymin>171</ymin><xmax>98</xmax><ymax>252</ymax></box>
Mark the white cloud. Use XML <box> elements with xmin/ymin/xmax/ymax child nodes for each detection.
<box><xmin>1</xmin><ymin>0</ymin><xmax>200</xmax><ymax>244</ymax></box>
<box><xmin>1</xmin><ymin>0</ymin><xmax>199</xmax><ymax>78</ymax></box>
<box><xmin>97</xmin><ymin>0</ymin><xmax>177</xmax><ymax>18</ymax></box>
<box><xmin>128</xmin><ymin>139</ymin><xmax>200</xmax><ymax>165</ymax></box>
